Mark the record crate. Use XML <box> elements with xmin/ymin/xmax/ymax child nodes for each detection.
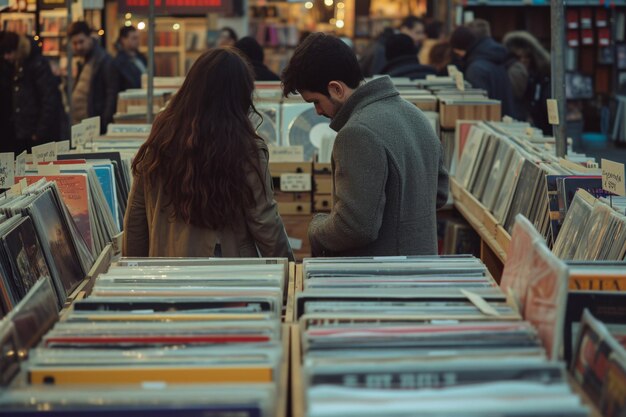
<box><xmin>439</xmin><ymin>100</ymin><xmax>502</xmax><ymax>130</ymax></box>
<box><xmin>450</xmin><ymin>177</ymin><xmax>511</xmax><ymax>283</ymax></box>
<box><xmin>269</xmin><ymin>162</ymin><xmax>313</xmax><ymax>216</ymax></box>
<box><xmin>313</xmin><ymin>162</ymin><xmax>332</xmax><ymax>213</ymax></box>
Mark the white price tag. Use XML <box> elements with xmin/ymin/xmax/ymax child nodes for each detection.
<box><xmin>280</xmin><ymin>173</ymin><xmax>312</xmax><ymax>192</ymax></box>
<box><xmin>602</xmin><ymin>159</ymin><xmax>626</xmax><ymax>196</ymax></box>
<box><xmin>547</xmin><ymin>99</ymin><xmax>560</xmax><ymax>125</ymax></box>
<box><xmin>83</xmin><ymin>116</ymin><xmax>100</xmax><ymax>145</ymax></box>
<box><xmin>455</xmin><ymin>72</ymin><xmax>465</xmax><ymax>92</ymax></box>
<box><xmin>0</xmin><ymin>153</ymin><xmax>14</xmax><ymax>189</ymax></box>
<box><xmin>15</xmin><ymin>151</ymin><xmax>27</xmax><ymax>177</ymax></box>
<box><xmin>56</xmin><ymin>140</ymin><xmax>70</xmax><ymax>153</ymax></box>
<box><xmin>31</xmin><ymin>142</ymin><xmax>57</xmax><ymax>164</ymax></box>
<box><xmin>269</xmin><ymin>145</ymin><xmax>305</xmax><ymax>163</ymax></box>
<box><xmin>71</xmin><ymin>123</ymin><xmax>87</xmax><ymax>148</ymax></box>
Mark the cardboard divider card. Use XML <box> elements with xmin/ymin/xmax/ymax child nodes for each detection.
<box><xmin>547</xmin><ymin>99</ymin><xmax>560</xmax><ymax>125</ymax></box>
<box><xmin>83</xmin><ymin>116</ymin><xmax>101</xmax><ymax>145</ymax></box>
<box><xmin>602</xmin><ymin>159</ymin><xmax>626</xmax><ymax>196</ymax></box>
<box><xmin>447</xmin><ymin>65</ymin><xmax>459</xmax><ymax>76</ymax></box>
<box><xmin>31</xmin><ymin>142</ymin><xmax>57</xmax><ymax>164</ymax></box>
<box><xmin>56</xmin><ymin>140</ymin><xmax>70</xmax><ymax>153</ymax></box>
<box><xmin>280</xmin><ymin>173</ymin><xmax>312</xmax><ymax>192</ymax></box>
<box><xmin>0</xmin><ymin>152</ymin><xmax>15</xmax><ymax>189</ymax></box>
<box><xmin>38</xmin><ymin>163</ymin><xmax>62</xmax><ymax>176</ymax></box>
<box><xmin>15</xmin><ymin>151</ymin><xmax>27</xmax><ymax>177</ymax></box>
<box><xmin>71</xmin><ymin>123</ymin><xmax>87</xmax><ymax>149</ymax></box>
<box><xmin>455</xmin><ymin>72</ymin><xmax>465</xmax><ymax>92</ymax></box>
<box><xmin>269</xmin><ymin>146</ymin><xmax>305</xmax><ymax>163</ymax></box>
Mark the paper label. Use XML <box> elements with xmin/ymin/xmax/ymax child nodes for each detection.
<box><xmin>38</xmin><ymin>163</ymin><xmax>62</xmax><ymax>176</ymax></box>
<box><xmin>31</xmin><ymin>142</ymin><xmax>57</xmax><ymax>164</ymax></box>
<box><xmin>83</xmin><ymin>116</ymin><xmax>100</xmax><ymax>145</ymax></box>
<box><xmin>269</xmin><ymin>146</ymin><xmax>304</xmax><ymax>163</ymax></box>
<box><xmin>288</xmin><ymin>237</ymin><xmax>302</xmax><ymax>250</ymax></box>
<box><xmin>426</xmin><ymin>74</ymin><xmax>437</xmax><ymax>80</ymax></box>
<box><xmin>0</xmin><ymin>152</ymin><xmax>14</xmax><ymax>189</ymax></box>
<box><xmin>455</xmin><ymin>72</ymin><xmax>465</xmax><ymax>92</ymax></box>
<box><xmin>502</xmin><ymin>116</ymin><xmax>513</xmax><ymax>124</ymax></box>
<box><xmin>602</xmin><ymin>159</ymin><xmax>626</xmax><ymax>196</ymax></box>
<box><xmin>56</xmin><ymin>140</ymin><xmax>70</xmax><ymax>153</ymax></box>
<box><xmin>461</xmin><ymin>289</ymin><xmax>500</xmax><ymax>316</ymax></box>
<box><xmin>547</xmin><ymin>99</ymin><xmax>560</xmax><ymax>125</ymax></box>
<box><xmin>71</xmin><ymin>123</ymin><xmax>87</xmax><ymax>148</ymax></box>
<box><xmin>447</xmin><ymin>65</ymin><xmax>459</xmax><ymax>76</ymax></box>
<box><xmin>15</xmin><ymin>151</ymin><xmax>27</xmax><ymax>177</ymax></box>
<box><xmin>9</xmin><ymin>182</ymin><xmax>22</xmax><ymax>196</ymax></box>
<box><xmin>525</xmin><ymin>127</ymin><xmax>534</xmax><ymax>137</ymax></box>
<box><xmin>280</xmin><ymin>173</ymin><xmax>312</xmax><ymax>192</ymax></box>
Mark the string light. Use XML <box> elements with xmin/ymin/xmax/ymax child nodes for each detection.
<box><xmin>97</xmin><ymin>29</ymin><xmax>104</xmax><ymax>36</ymax></box>
<box><xmin>336</xmin><ymin>19</ymin><xmax>344</xmax><ymax>28</ymax></box>
<box><xmin>173</xmin><ymin>23</ymin><xmax>181</xmax><ymax>30</ymax></box>
<box><xmin>137</xmin><ymin>21</ymin><xmax>146</xmax><ymax>30</ymax></box>
<box><xmin>324</xmin><ymin>0</ymin><xmax>333</xmax><ymax>6</ymax></box>
<box><xmin>304</xmin><ymin>1</ymin><xmax>313</xmax><ymax>8</ymax></box>
<box><xmin>124</xmin><ymin>20</ymin><xmax>132</xmax><ymax>27</ymax></box>
<box><xmin>337</xmin><ymin>2</ymin><xmax>344</xmax><ymax>8</ymax></box>
<box><xmin>125</xmin><ymin>13</ymin><xmax>132</xmax><ymax>19</ymax></box>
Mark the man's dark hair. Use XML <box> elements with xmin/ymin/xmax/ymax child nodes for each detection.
<box><xmin>400</xmin><ymin>15</ymin><xmax>424</xmax><ymax>30</ymax></box>
<box><xmin>221</xmin><ymin>27</ymin><xmax>238</xmax><ymax>42</ymax></box>
<box><xmin>385</xmin><ymin>34</ymin><xmax>417</xmax><ymax>61</ymax></box>
<box><xmin>67</xmin><ymin>21</ymin><xmax>92</xmax><ymax>38</ymax></box>
<box><xmin>467</xmin><ymin>19</ymin><xmax>491</xmax><ymax>39</ymax></box>
<box><xmin>425</xmin><ymin>21</ymin><xmax>443</xmax><ymax>39</ymax></box>
<box><xmin>281</xmin><ymin>32</ymin><xmax>363</xmax><ymax>97</ymax></box>
<box><xmin>235</xmin><ymin>36</ymin><xmax>264</xmax><ymax>63</ymax></box>
<box><xmin>119</xmin><ymin>25</ymin><xmax>137</xmax><ymax>39</ymax></box>
<box><xmin>449</xmin><ymin>26</ymin><xmax>476</xmax><ymax>52</ymax></box>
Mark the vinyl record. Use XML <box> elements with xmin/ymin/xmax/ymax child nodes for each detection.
<box><xmin>250</xmin><ymin>109</ymin><xmax>278</xmax><ymax>146</ymax></box>
<box><xmin>287</xmin><ymin>108</ymin><xmax>336</xmax><ymax>161</ymax></box>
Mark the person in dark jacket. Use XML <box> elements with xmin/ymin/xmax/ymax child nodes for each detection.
<box><xmin>113</xmin><ymin>25</ymin><xmax>147</xmax><ymax>92</ymax></box>
<box><xmin>0</xmin><ymin>31</ymin><xmax>16</xmax><ymax>153</ymax></box>
<box><xmin>381</xmin><ymin>33</ymin><xmax>436</xmax><ymax>80</ymax></box>
<box><xmin>282</xmin><ymin>33</ymin><xmax>449</xmax><ymax>257</ymax></box>
<box><xmin>68</xmin><ymin>21</ymin><xmax>120</xmax><ymax>133</ymax></box>
<box><xmin>1</xmin><ymin>32</ymin><xmax>64</xmax><ymax>153</ymax></box>
<box><xmin>450</xmin><ymin>26</ymin><xmax>517</xmax><ymax>118</ymax></box>
<box><xmin>359</xmin><ymin>27</ymin><xmax>394</xmax><ymax>77</ymax></box>
<box><xmin>503</xmin><ymin>31</ymin><xmax>552</xmax><ymax>134</ymax></box>
<box><xmin>234</xmin><ymin>36</ymin><xmax>279</xmax><ymax>81</ymax></box>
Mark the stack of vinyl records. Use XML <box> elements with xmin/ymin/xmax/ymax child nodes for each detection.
<box><xmin>553</xmin><ymin>189</ymin><xmax>626</xmax><ymax>261</ymax></box>
<box><xmin>0</xmin><ymin>258</ymin><xmax>289</xmax><ymax>416</ymax></box>
<box><xmin>0</xmin><ymin>180</ymin><xmax>90</xmax><ymax>316</ymax></box>
<box><xmin>24</xmin><ymin>157</ymin><xmax>125</xmax><ymax>257</ymax></box>
<box><xmin>571</xmin><ymin>310</ymin><xmax>626</xmax><ymax>417</ymax></box>
<box><xmin>57</xmin><ymin>151</ymin><xmax>133</xmax><ymax>233</ymax></box>
<box><xmin>296</xmin><ymin>253</ymin><xmax>589</xmax><ymax>417</ymax></box>
<box><xmin>454</xmin><ymin>121</ymin><xmax>606</xmax><ymax>247</ymax></box>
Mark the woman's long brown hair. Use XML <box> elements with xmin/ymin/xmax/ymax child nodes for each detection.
<box><xmin>132</xmin><ymin>47</ymin><xmax>264</xmax><ymax>229</ymax></box>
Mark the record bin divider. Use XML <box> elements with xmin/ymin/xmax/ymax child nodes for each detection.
<box><xmin>450</xmin><ymin>177</ymin><xmax>511</xmax><ymax>282</ymax></box>
<box><xmin>277</xmin><ymin>323</ymin><xmax>290</xmax><ymax>417</ymax></box>
<box><xmin>58</xmin><ymin>244</ymin><xmax>114</xmax><ymax>321</ymax></box>
<box><xmin>111</xmin><ymin>232</ymin><xmax>124</xmax><ymax>256</ymax></box>
<box><xmin>566</xmin><ymin>374</ymin><xmax>604</xmax><ymax>417</ymax></box>
<box><xmin>284</xmin><ymin>262</ymin><xmax>296</xmax><ymax>323</ymax></box>
<box><xmin>290</xmin><ymin>322</ymin><xmax>305</xmax><ymax>417</ymax></box>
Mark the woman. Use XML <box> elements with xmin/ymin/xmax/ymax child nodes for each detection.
<box><xmin>503</xmin><ymin>31</ymin><xmax>551</xmax><ymax>134</ymax></box>
<box><xmin>123</xmin><ymin>47</ymin><xmax>293</xmax><ymax>259</ymax></box>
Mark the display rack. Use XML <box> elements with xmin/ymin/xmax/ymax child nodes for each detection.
<box><xmin>450</xmin><ymin>177</ymin><xmax>511</xmax><ymax>281</ymax></box>
<box><xmin>136</xmin><ymin>17</ymin><xmax>207</xmax><ymax>76</ymax></box>
<box><xmin>0</xmin><ymin>12</ymin><xmax>36</xmax><ymax>35</ymax></box>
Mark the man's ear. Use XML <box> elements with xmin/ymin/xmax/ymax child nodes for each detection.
<box><xmin>327</xmin><ymin>81</ymin><xmax>345</xmax><ymax>100</ymax></box>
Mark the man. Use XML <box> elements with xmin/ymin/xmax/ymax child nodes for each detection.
<box><xmin>381</xmin><ymin>33</ymin><xmax>436</xmax><ymax>80</ymax></box>
<box><xmin>281</xmin><ymin>33</ymin><xmax>449</xmax><ymax>257</ymax></box>
<box><xmin>1</xmin><ymin>32</ymin><xmax>64</xmax><ymax>153</ymax></box>
<box><xmin>449</xmin><ymin>25</ymin><xmax>517</xmax><ymax>118</ymax></box>
<box><xmin>67</xmin><ymin>21</ymin><xmax>119</xmax><ymax>133</ymax></box>
<box><xmin>234</xmin><ymin>36</ymin><xmax>279</xmax><ymax>81</ymax></box>
<box><xmin>399</xmin><ymin>16</ymin><xmax>426</xmax><ymax>51</ymax></box>
<box><xmin>217</xmin><ymin>27</ymin><xmax>237</xmax><ymax>47</ymax></box>
<box><xmin>113</xmin><ymin>25</ymin><xmax>147</xmax><ymax>91</ymax></box>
